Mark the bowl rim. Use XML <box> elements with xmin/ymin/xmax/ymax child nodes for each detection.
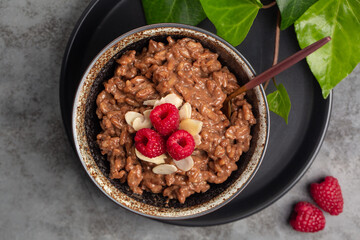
<box><xmin>72</xmin><ymin>23</ymin><xmax>270</xmax><ymax>220</ymax></box>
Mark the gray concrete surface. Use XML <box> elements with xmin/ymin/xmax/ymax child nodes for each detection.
<box><xmin>0</xmin><ymin>0</ymin><xmax>359</xmax><ymax>239</ymax></box>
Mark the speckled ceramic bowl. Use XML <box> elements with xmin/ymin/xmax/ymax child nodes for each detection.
<box><xmin>72</xmin><ymin>23</ymin><xmax>269</xmax><ymax>220</ymax></box>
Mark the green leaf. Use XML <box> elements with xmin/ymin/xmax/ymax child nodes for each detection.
<box><xmin>276</xmin><ymin>0</ymin><xmax>318</xmax><ymax>30</ymax></box>
<box><xmin>294</xmin><ymin>0</ymin><xmax>360</xmax><ymax>98</ymax></box>
<box><xmin>199</xmin><ymin>0</ymin><xmax>262</xmax><ymax>46</ymax></box>
<box><xmin>142</xmin><ymin>0</ymin><xmax>207</xmax><ymax>26</ymax></box>
<box><xmin>267</xmin><ymin>84</ymin><xmax>291</xmax><ymax>124</ymax></box>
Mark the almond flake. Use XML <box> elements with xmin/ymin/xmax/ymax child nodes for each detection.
<box><xmin>132</xmin><ymin>116</ymin><xmax>152</xmax><ymax>131</ymax></box>
<box><xmin>152</xmin><ymin>164</ymin><xmax>177</xmax><ymax>175</ymax></box>
<box><xmin>174</xmin><ymin>156</ymin><xmax>194</xmax><ymax>171</ymax></box>
<box><xmin>179</xmin><ymin>102</ymin><xmax>192</xmax><ymax>120</ymax></box>
<box><xmin>143</xmin><ymin>109</ymin><xmax>152</xmax><ymax>119</ymax></box>
<box><xmin>193</xmin><ymin>134</ymin><xmax>202</xmax><ymax>146</ymax></box>
<box><xmin>143</xmin><ymin>99</ymin><xmax>157</xmax><ymax>106</ymax></box>
<box><xmin>125</xmin><ymin>111</ymin><xmax>143</xmax><ymax>126</ymax></box>
<box><xmin>154</xmin><ymin>93</ymin><xmax>183</xmax><ymax>108</ymax></box>
<box><xmin>135</xmin><ymin>149</ymin><xmax>166</xmax><ymax>164</ymax></box>
<box><xmin>179</xmin><ymin>119</ymin><xmax>203</xmax><ymax>136</ymax></box>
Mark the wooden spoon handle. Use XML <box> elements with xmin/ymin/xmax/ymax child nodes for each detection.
<box><xmin>226</xmin><ymin>36</ymin><xmax>331</xmax><ymax>101</ymax></box>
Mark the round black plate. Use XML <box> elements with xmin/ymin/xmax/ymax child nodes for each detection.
<box><xmin>60</xmin><ymin>0</ymin><xmax>332</xmax><ymax>226</ymax></box>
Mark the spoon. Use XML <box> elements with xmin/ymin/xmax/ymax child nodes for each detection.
<box><xmin>223</xmin><ymin>36</ymin><xmax>331</xmax><ymax>118</ymax></box>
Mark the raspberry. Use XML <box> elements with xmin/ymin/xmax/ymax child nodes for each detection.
<box><xmin>310</xmin><ymin>176</ymin><xmax>343</xmax><ymax>215</ymax></box>
<box><xmin>134</xmin><ymin>128</ymin><xmax>166</xmax><ymax>158</ymax></box>
<box><xmin>290</xmin><ymin>202</ymin><xmax>325</xmax><ymax>233</ymax></box>
<box><xmin>150</xmin><ymin>103</ymin><xmax>179</xmax><ymax>136</ymax></box>
<box><xmin>166</xmin><ymin>130</ymin><xmax>195</xmax><ymax>160</ymax></box>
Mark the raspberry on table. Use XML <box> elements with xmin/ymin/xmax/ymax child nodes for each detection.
<box><xmin>150</xmin><ymin>103</ymin><xmax>179</xmax><ymax>136</ymax></box>
<box><xmin>290</xmin><ymin>202</ymin><xmax>325</xmax><ymax>233</ymax></box>
<box><xmin>134</xmin><ymin>128</ymin><xmax>166</xmax><ymax>158</ymax></box>
<box><xmin>310</xmin><ymin>176</ymin><xmax>344</xmax><ymax>215</ymax></box>
<box><xmin>166</xmin><ymin>130</ymin><xmax>195</xmax><ymax>160</ymax></box>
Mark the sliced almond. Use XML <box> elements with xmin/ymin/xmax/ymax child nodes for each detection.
<box><xmin>125</xmin><ymin>111</ymin><xmax>143</xmax><ymax>126</ymax></box>
<box><xmin>132</xmin><ymin>116</ymin><xmax>152</xmax><ymax>131</ymax></box>
<box><xmin>163</xmin><ymin>93</ymin><xmax>183</xmax><ymax>108</ymax></box>
<box><xmin>143</xmin><ymin>109</ymin><xmax>152</xmax><ymax>119</ymax></box>
<box><xmin>152</xmin><ymin>164</ymin><xmax>177</xmax><ymax>175</ymax></box>
<box><xmin>179</xmin><ymin>102</ymin><xmax>192</xmax><ymax>120</ymax></box>
<box><xmin>154</xmin><ymin>93</ymin><xmax>183</xmax><ymax>108</ymax></box>
<box><xmin>143</xmin><ymin>99</ymin><xmax>158</xmax><ymax>106</ymax></box>
<box><xmin>135</xmin><ymin>149</ymin><xmax>166</xmax><ymax>164</ymax></box>
<box><xmin>153</xmin><ymin>98</ymin><xmax>165</xmax><ymax>107</ymax></box>
<box><xmin>179</xmin><ymin>119</ymin><xmax>203</xmax><ymax>136</ymax></box>
<box><xmin>174</xmin><ymin>156</ymin><xmax>194</xmax><ymax>171</ymax></box>
<box><xmin>193</xmin><ymin>134</ymin><xmax>202</xmax><ymax>146</ymax></box>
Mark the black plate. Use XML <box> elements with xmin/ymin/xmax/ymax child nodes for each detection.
<box><xmin>60</xmin><ymin>0</ymin><xmax>332</xmax><ymax>226</ymax></box>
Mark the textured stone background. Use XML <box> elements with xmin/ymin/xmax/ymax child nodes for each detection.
<box><xmin>0</xmin><ymin>0</ymin><xmax>359</xmax><ymax>239</ymax></box>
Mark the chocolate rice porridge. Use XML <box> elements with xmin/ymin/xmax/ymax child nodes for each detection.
<box><xmin>95</xmin><ymin>37</ymin><xmax>256</xmax><ymax>204</ymax></box>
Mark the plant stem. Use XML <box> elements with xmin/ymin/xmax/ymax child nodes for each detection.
<box><xmin>264</xmin><ymin>10</ymin><xmax>280</xmax><ymax>90</ymax></box>
<box><xmin>262</xmin><ymin>1</ymin><xmax>276</xmax><ymax>9</ymax></box>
